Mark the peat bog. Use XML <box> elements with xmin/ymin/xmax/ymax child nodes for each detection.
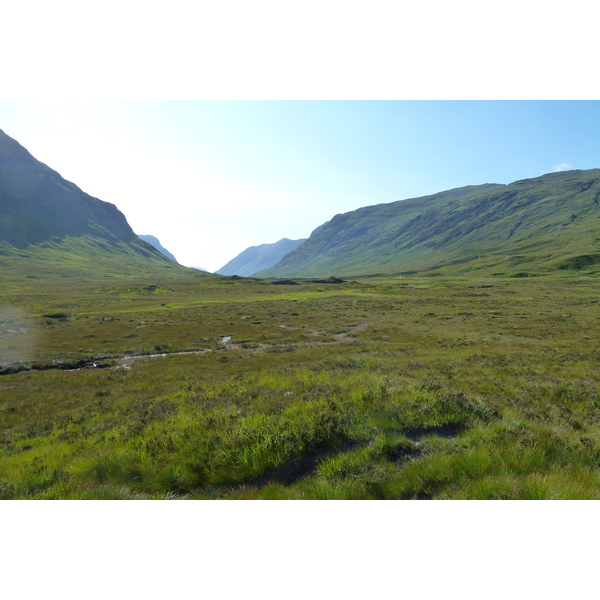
<box><xmin>1</xmin><ymin>272</ymin><xmax>599</xmax><ymax>499</ymax></box>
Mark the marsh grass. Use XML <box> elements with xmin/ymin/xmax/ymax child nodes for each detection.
<box><xmin>1</xmin><ymin>274</ymin><xmax>600</xmax><ymax>498</ymax></box>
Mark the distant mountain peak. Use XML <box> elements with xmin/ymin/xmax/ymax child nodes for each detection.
<box><xmin>137</xmin><ymin>235</ymin><xmax>178</xmax><ymax>263</ymax></box>
<box><xmin>217</xmin><ymin>238</ymin><xmax>307</xmax><ymax>276</ymax></box>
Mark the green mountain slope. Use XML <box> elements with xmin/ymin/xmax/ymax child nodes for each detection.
<box><xmin>259</xmin><ymin>171</ymin><xmax>600</xmax><ymax>278</ymax></box>
<box><xmin>217</xmin><ymin>238</ymin><xmax>306</xmax><ymax>276</ymax></box>
<box><xmin>138</xmin><ymin>234</ymin><xmax>178</xmax><ymax>262</ymax></box>
<box><xmin>0</xmin><ymin>129</ymin><xmax>197</xmax><ymax>280</ymax></box>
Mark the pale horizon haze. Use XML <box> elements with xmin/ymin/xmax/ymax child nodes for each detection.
<box><xmin>2</xmin><ymin>100</ymin><xmax>600</xmax><ymax>272</ymax></box>
<box><xmin>2</xmin><ymin>1</ymin><xmax>597</xmax><ymax>595</ymax></box>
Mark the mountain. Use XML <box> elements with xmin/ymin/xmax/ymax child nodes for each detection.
<box><xmin>0</xmin><ymin>129</ymin><xmax>196</xmax><ymax>279</ymax></box>
<box><xmin>217</xmin><ymin>238</ymin><xmax>307</xmax><ymax>276</ymax></box>
<box><xmin>258</xmin><ymin>170</ymin><xmax>600</xmax><ymax>278</ymax></box>
<box><xmin>138</xmin><ymin>234</ymin><xmax>178</xmax><ymax>262</ymax></box>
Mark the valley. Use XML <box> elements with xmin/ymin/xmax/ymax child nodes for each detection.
<box><xmin>2</xmin><ymin>272</ymin><xmax>599</xmax><ymax>499</ymax></box>
<box><xmin>2</xmin><ymin>126</ymin><xmax>600</xmax><ymax>500</ymax></box>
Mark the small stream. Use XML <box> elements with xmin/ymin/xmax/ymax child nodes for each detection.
<box><xmin>1</xmin><ymin>322</ymin><xmax>369</xmax><ymax>376</ymax></box>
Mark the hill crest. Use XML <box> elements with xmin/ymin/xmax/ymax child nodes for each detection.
<box><xmin>259</xmin><ymin>171</ymin><xmax>600</xmax><ymax>278</ymax></box>
<box><xmin>0</xmin><ymin>129</ymin><xmax>194</xmax><ymax>279</ymax></box>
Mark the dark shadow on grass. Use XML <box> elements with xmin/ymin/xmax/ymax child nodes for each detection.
<box><xmin>251</xmin><ymin>449</ymin><xmax>333</xmax><ymax>487</ymax></box>
<box><xmin>250</xmin><ymin>439</ymin><xmax>359</xmax><ymax>487</ymax></box>
<box><xmin>404</xmin><ymin>423</ymin><xmax>464</xmax><ymax>442</ymax></box>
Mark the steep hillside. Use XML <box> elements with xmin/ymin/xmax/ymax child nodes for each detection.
<box><xmin>138</xmin><ymin>235</ymin><xmax>178</xmax><ymax>262</ymax></box>
<box><xmin>259</xmin><ymin>171</ymin><xmax>600</xmax><ymax>278</ymax></box>
<box><xmin>0</xmin><ymin>129</ymin><xmax>197</xmax><ymax>280</ymax></box>
<box><xmin>217</xmin><ymin>238</ymin><xmax>306</xmax><ymax>276</ymax></box>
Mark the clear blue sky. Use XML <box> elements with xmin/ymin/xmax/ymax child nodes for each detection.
<box><xmin>2</xmin><ymin>100</ymin><xmax>600</xmax><ymax>272</ymax></box>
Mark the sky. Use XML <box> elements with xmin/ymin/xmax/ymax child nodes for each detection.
<box><xmin>2</xmin><ymin>100</ymin><xmax>600</xmax><ymax>272</ymax></box>
<box><xmin>3</xmin><ymin>1</ymin><xmax>598</xmax><ymax>590</ymax></box>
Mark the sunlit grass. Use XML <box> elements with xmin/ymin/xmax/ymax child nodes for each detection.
<box><xmin>1</xmin><ymin>274</ymin><xmax>600</xmax><ymax>498</ymax></box>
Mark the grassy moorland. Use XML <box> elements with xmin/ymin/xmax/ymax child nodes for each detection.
<box><xmin>1</xmin><ymin>270</ymin><xmax>599</xmax><ymax>499</ymax></box>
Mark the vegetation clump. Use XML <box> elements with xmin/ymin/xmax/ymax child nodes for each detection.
<box><xmin>1</xmin><ymin>272</ymin><xmax>600</xmax><ymax>499</ymax></box>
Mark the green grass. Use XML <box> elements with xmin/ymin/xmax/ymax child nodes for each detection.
<box><xmin>260</xmin><ymin>170</ymin><xmax>600</xmax><ymax>279</ymax></box>
<box><xmin>1</xmin><ymin>272</ymin><xmax>600</xmax><ymax>498</ymax></box>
